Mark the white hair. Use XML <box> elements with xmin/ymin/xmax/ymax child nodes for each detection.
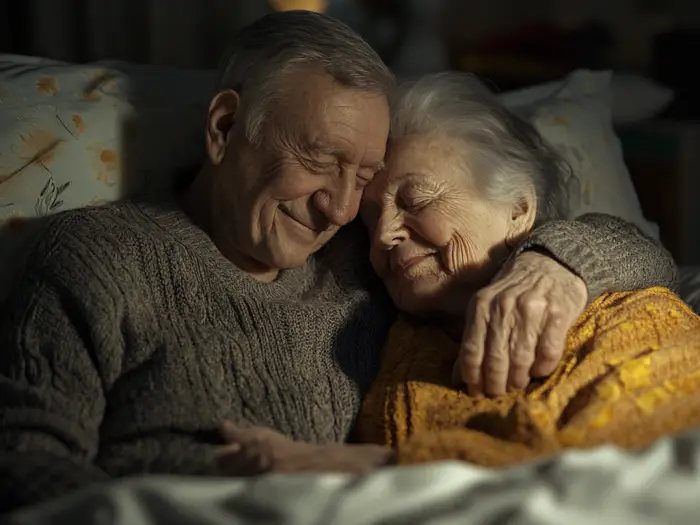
<box><xmin>216</xmin><ymin>10</ymin><xmax>395</xmax><ymax>146</ymax></box>
<box><xmin>390</xmin><ymin>72</ymin><xmax>574</xmax><ymax>224</ymax></box>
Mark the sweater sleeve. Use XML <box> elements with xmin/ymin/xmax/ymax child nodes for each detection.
<box><xmin>0</xmin><ymin>210</ymin><xmax>224</xmax><ymax>514</ymax></box>
<box><xmin>0</xmin><ymin>272</ymin><xmax>111</xmax><ymax>514</ymax></box>
<box><xmin>517</xmin><ymin>213</ymin><xmax>678</xmax><ymax>302</ymax></box>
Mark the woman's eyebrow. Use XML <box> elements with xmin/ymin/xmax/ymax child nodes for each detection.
<box><xmin>401</xmin><ymin>172</ymin><xmax>433</xmax><ymax>185</ymax></box>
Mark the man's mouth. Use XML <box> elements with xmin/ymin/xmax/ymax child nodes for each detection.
<box><xmin>279</xmin><ymin>205</ymin><xmax>321</xmax><ymax>233</ymax></box>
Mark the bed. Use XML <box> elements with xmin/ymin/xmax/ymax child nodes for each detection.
<box><xmin>6</xmin><ymin>429</ymin><xmax>700</xmax><ymax>525</ymax></box>
<box><xmin>1</xmin><ymin>54</ymin><xmax>700</xmax><ymax>524</ymax></box>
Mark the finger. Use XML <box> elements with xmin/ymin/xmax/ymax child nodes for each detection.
<box><xmin>218</xmin><ymin>448</ymin><xmax>270</xmax><ymax>476</ymax></box>
<box><xmin>482</xmin><ymin>295</ymin><xmax>513</xmax><ymax>396</ymax></box>
<box><xmin>458</xmin><ymin>293</ymin><xmax>491</xmax><ymax>395</ymax></box>
<box><xmin>214</xmin><ymin>443</ymin><xmax>241</xmax><ymax>458</ymax></box>
<box><xmin>219</xmin><ymin>420</ymin><xmax>244</xmax><ymax>443</ymax></box>
<box><xmin>530</xmin><ymin>313</ymin><xmax>567</xmax><ymax>377</ymax></box>
<box><xmin>507</xmin><ymin>293</ymin><xmax>546</xmax><ymax>391</ymax></box>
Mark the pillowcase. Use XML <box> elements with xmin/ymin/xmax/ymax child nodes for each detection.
<box><xmin>0</xmin><ymin>54</ymin><xmax>209</xmax><ymax>303</ymax></box>
<box><xmin>500</xmin><ymin>69</ymin><xmax>659</xmax><ymax>239</ymax></box>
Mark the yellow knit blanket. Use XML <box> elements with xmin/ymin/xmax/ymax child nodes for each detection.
<box><xmin>356</xmin><ymin>288</ymin><xmax>700</xmax><ymax>467</ymax></box>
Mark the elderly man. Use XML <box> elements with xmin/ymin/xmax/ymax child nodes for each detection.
<box><xmin>0</xmin><ymin>11</ymin><xmax>674</xmax><ymax>513</ymax></box>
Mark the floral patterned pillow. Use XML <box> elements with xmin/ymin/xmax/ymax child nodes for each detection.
<box><xmin>501</xmin><ymin>69</ymin><xmax>658</xmax><ymax>239</ymax></box>
<box><xmin>0</xmin><ymin>55</ymin><xmax>208</xmax><ymax>303</ymax></box>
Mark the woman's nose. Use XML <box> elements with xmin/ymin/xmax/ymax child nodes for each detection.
<box><xmin>313</xmin><ymin>169</ymin><xmax>360</xmax><ymax>227</ymax></box>
<box><xmin>376</xmin><ymin>215</ymin><xmax>408</xmax><ymax>249</ymax></box>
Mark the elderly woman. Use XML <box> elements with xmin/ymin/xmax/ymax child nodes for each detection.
<box><xmin>353</xmin><ymin>72</ymin><xmax>700</xmax><ymax>467</ymax></box>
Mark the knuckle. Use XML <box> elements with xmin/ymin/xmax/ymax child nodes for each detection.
<box><xmin>461</xmin><ymin>342</ymin><xmax>482</xmax><ymax>361</ymax></box>
<box><xmin>517</xmin><ymin>293</ymin><xmax>547</xmax><ymax>313</ymax></box>
<box><xmin>484</xmin><ymin>355</ymin><xmax>509</xmax><ymax>375</ymax></box>
<box><xmin>538</xmin><ymin>344</ymin><xmax>564</xmax><ymax>364</ymax></box>
<box><xmin>489</xmin><ymin>294</ymin><xmax>515</xmax><ymax>318</ymax></box>
<box><xmin>510</xmin><ymin>347</ymin><xmax>534</xmax><ymax>367</ymax></box>
<box><xmin>474</xmin><ymin>289</ymin><xmax>494</xmax><ymax>308</ymax></box>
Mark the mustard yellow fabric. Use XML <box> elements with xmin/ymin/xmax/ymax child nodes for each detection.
<box><xmin>357</xmin><ymin>288</ymin><xmax>700</xmax><ymax>467</ymax></box>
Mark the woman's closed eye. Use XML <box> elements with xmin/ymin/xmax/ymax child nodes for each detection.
<box><xmin>398</xmin><ymin>190</ymin><xmax>431</xmax><ymax>213</ymax></box>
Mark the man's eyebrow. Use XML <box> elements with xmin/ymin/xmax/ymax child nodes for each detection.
<box><xmin>309</xmin><ymin>141</ymin><xmax>385</xmax><ymax>170</ymax></box>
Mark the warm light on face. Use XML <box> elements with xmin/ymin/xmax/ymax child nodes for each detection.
<box><xmin>269</xmin><ymin>0</ymin><xmax>329</xmax><ymax>12</ymax></box>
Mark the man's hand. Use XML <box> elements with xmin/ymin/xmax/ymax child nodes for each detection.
<box><xmin>216</xmin><ymin>422</ymin><xmax>394</xmax><ymax>476</ymax></box>
<box><xmin>453</xmin><ymin>251</ymin><xmax>588</xmax><ymax>397</ymax></box>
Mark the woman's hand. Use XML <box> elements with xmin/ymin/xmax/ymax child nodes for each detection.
<box><xmin>453</xmin><ymin>251</ymin><xmax>588</xmax><ymax>397</ymax></box>
<box><xmin>216</xmin><ymin>421</ymin><xmax>395</xmax><ymax>476</ymax></box>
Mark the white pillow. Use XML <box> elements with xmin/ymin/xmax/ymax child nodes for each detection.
<box><xmin>500</xmin><ymin>72</ymin><xmax>674</xmax><ymax>126</ymax></box>
<box><xmin>500</xmin><ymin>69</ymin><xmax>658</xmax><ymax>239</ymax></box>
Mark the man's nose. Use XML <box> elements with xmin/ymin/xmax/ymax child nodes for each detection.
<box><xmin>313</xmin><ymin>168</ymin><xmax>360</xmax><ymax>227</ymax></box>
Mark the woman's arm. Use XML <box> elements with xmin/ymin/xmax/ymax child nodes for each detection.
<box><xmin>517</xmin><ymin>213</ymin><xmax>677</xmax><ymax>301</ymax></box>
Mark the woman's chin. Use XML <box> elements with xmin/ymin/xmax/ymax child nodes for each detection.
<box><xmin>388</xmin><ymin>278</ymin><xmax>448</xmax><ymax>317</ymax></box>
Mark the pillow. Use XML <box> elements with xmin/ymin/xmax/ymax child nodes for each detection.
<box><xmin>499</xmin><ymin>72</ymin><xmax>674</xmax><ymax>125</ymax></box>
<box><xmin>0</xmin><ymin>54</ymin><xmax>209</xmax><ymax>303</ymax></box>
<box><xmin>500</xmin><ymin>69</ymin><xmax>659</xmax><ymax>239</ymax></box>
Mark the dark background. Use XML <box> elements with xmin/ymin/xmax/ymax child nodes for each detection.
<box><xmin>1</xmin><ymin>0</ymin><xmax>699</xmax><ymax>261</ymax></box>
<box><xmin>1</xmin><ymin>0</ymin><xmax>698</xmax><ymax>118</ymax></box>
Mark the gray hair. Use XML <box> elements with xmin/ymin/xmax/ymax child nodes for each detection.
<box><xmin>390</xmin><ymin>72</ymin><xmax>574</xmax><ymax>224</ymax></box>
<box><xmin>216</xmin><ymin>10</ymin><xmax>395</xmax><ymax>146</ymax></box>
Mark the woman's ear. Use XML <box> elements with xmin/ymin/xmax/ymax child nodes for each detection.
<box><xmin>507</xmin><ymin>186</ymin><xmax>537</xmax><ymax>246</ymax></box>
<box><xmin>205</xmin><ymin>89</ymin><xmax>240</xmax><ymax>166</ymax></box>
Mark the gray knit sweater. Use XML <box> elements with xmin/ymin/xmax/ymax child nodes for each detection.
<box><xmin>0</xmin><ymin>200</ymin><xmax>675</xmax><ymax>513</ymax></box>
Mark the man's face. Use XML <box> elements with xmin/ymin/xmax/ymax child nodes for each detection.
<box><xmin>206</xmin><ymin>67</ymin><xmax>390</xmax><ymax>275</ymax></box>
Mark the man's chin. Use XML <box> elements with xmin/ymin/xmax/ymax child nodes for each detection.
<box><xmin>265</xmin><ymin>242</ymin><xmax>318</xmax><ymax>270</ymax></box>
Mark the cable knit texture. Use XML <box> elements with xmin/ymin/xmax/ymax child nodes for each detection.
<box><xmin>0</xmin><ymin>202</ymin><xmax>675</xmax><ymax>512</ymax></box>
<box><xmin>357</xmin><ymin>288</ymin><xmax>700</xmax><ymax>467</ymax></box>
<box><xmin>517</xmin><ymin>214</ymin><xmax>678</xmax><ymax>300</ymax></box>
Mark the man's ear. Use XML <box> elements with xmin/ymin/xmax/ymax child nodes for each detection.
<box><xmin>507</xmin><ymin>186</ymin><xmax>537</xmax><ymax>246</ymax></box>
<box><xmin>205</xmin><ymin>89</ymin><xmax>240</xmax><ymax>166</ymax></box>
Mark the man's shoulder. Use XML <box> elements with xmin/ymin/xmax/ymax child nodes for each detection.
<box><xmin>26</xmin><ymin>200</ymin><xmax>187</xmax><ymax>283</ymax></box>
<box><xmin>36</xmin><ymin>200</ymin><xmax>161</xmax><ymax>255</ymax></box>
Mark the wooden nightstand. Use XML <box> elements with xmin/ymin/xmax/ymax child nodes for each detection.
<box><xmin>619</xmin><ymin>120</ymin><xmax>700</xmax><ymax>265</ymax></box>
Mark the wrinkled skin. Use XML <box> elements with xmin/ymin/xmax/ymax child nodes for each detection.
<box><xmin>181</xmin><ymin>65</ymin><xmax>390</xmax><ymax>282</ymax></box>
<box><xmin>455</xmin><ymin>251</ymin><xmax>588</xmax><ymax>396</ymax></box>
<box><xmin>362</xmin><ymin>134</ymin><xmax>588</xmax><ymax>397</ymax></box>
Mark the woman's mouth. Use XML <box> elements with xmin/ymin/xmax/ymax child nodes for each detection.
<box><xmin>391</xmin><ymin>254</ymin><xmax>434</xmax><ymax>274</ymax></box>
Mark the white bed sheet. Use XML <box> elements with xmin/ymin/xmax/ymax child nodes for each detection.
<box><xmin>7</xmin><ymin>428</ymin><xmax>700</xmax><ymax>525</ymax></box>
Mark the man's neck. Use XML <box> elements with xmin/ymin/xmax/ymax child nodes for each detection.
<box><xmin>178</xmin><ymin>167</ymin><xmax>279</xmax><ymax>283</ymax></box>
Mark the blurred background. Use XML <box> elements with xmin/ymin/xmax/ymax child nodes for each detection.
<box><xmin>2</xmin><ymin>0</ymin><xmax>698</xmax><ymax>117</ymax></box>
<box><xmin>1</xmin><ymin>0</ymin><xmax>699</xmax><ymax>262</ymax></box>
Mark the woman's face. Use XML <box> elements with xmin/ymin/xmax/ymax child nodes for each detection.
<box><xmin>361</xmin><ymin>134</ymin><xmax>531</xmax><ymax>316</ymax></box>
